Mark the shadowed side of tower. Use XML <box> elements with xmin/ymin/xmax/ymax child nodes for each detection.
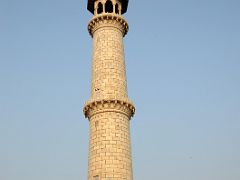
<box><xmin>83</xmin><ymin>0</ymin><xmax>135</xmax><ymax>179</ymax></box>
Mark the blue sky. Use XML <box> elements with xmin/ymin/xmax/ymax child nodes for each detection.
<box><xmin>0</xmin><ymin>0</ymin><xmax>240</xmax><ymax>179</ymax></box>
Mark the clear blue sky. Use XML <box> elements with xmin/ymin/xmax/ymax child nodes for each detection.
<box><xmin>1</xmin><ymin>0</ymin><xmax>240</xmax><ymax>179</ymax></box>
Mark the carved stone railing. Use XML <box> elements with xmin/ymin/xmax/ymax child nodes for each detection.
<box><xmin>83</xmin><ymin>99</ymin><xmax>135</xmax><ymax>119</ymax></box>
<box><xmin>88</xmin><ymin>14</ymin><xmax>129</xmax><ymax>37</ymax></box>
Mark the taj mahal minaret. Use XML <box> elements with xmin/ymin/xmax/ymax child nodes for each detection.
<box><xmin>83</xmin><ymin>0</ymin><xmax>135</xmax><ymax>179</ymax></box>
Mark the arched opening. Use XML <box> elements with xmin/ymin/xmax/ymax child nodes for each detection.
<box><xmin>115</xmin><ymin>3</ymin><xmax>119</xmax><ymax>14</ymax></box>
<box><xmin>97</xmin><ymin>2</ymin><xmax>103</xmax><ymax>14</ymax></box>
<box><xmin>105</xmin><ymin>0</ymin><xmax>113</xmax><ymax>13</ymax></box>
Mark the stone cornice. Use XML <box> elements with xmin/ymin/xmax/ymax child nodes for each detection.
<box><xmin>88</xmin><ymin>14</ymin><xmax>129</xmax><ymax>37</ymax></box>
<box><xmin>83</xmin><ymin>99</ymin><xmax>135</xmax><ymax>119</ymax></box>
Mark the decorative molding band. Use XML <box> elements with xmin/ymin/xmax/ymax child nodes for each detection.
<box><xmin>83</xmin><ymin>99</ymin><xmax>135</xmax><ymax>119</ymax></box>
<box><xmin>88</xmin><ymin>14</ymin><xmax>129</xmax><ymax>37</ymax></box>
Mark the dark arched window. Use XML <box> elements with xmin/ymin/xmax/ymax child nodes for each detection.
<box><xmin>97</xmin><ymin>2</ymin><xmax>103</xmax><ymax>14</ymax></box>
<box><xmin>105</xmin><ymin>0</ymin><xmax>113</xmax><ymax>13</ymax></box>
<box><xmin>115</xmin><ymin>3</ymin><xmax>119</xmax><ymax>14</ymax></box>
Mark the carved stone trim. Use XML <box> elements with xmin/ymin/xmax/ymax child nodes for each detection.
<box><xmin>88</xmin><ymin>14</ymin><xmax>129</xmax><ymax>37</ymax></box>
<box><xmin>83</xmin><ymin>99</ymin><xmax>135</xmax><ymax>119</ymax></box>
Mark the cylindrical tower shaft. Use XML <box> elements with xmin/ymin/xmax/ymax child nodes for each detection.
<box><xmin>84</xmin><ymin>1</ymin><xmax>135</xmax><ymax>180</ymax></box>
<box><xmin>91</xmin><ymin>24</ymin><xmax>128</xmax><ymax>100</ymax></box>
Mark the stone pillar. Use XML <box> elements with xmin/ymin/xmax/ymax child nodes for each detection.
<box><xmin>84</xmin><ymin>2</ymin><xmax>135</xmax><ymax>180</ymax></box>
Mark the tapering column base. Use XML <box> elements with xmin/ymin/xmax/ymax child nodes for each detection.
<box><xmin>84</xmin><ymin>99</ymin><xmax>135</xmax><ymax>180</ymax></box>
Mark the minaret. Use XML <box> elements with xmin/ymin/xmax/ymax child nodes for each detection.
<box><xmin>83</xmin><ymin>0</ymin><xmax>135</xmax><ymax>179</ymax></box>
